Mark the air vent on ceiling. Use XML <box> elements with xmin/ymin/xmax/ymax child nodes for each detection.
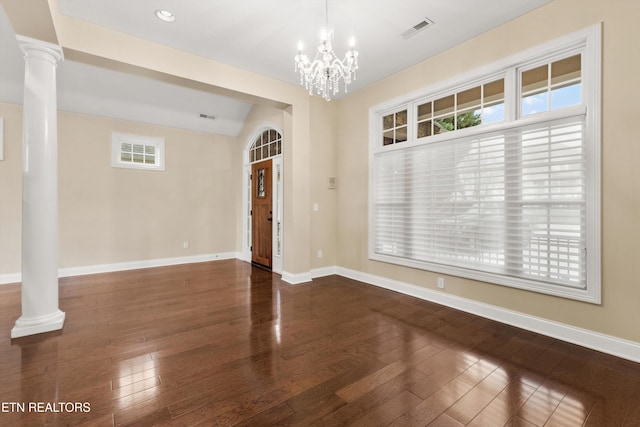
<box><xmin>199</xmin><ymin>113</ymin><xmax>216</xmax><ymax>120</ymax></box>
<box><xmin>401</xmin><ymin>17</ymin><xmax>434</xmax><ymax>40</ymax></box>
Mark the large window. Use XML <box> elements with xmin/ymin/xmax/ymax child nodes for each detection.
<box><xmin>369</xmin><ymin>26</ymin><xmax>601</xmax><ymax>303</ymax></box>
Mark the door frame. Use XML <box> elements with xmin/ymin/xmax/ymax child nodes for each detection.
<box><xmin>242</xmin><ymin>126</ymin><xmax>284</xmax><ymax>274</ymax></box>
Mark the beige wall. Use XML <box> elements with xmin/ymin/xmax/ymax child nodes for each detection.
<box><xmin>334</xmin><ymin>0</ymin><xmax>640</xmax><ymax>343</ymax></box>
<box><xmin>232</xmin><ymin>100</ymin><xmax>338</xmax><ymax>271</ymax></box>
<box><xmin>309</xmin><ymin>97</ymin><xmax>337</xmax><ymax>269</ymax></box>
<box><xmin>0</xmin><ymin>103</ymin><xmax>23</xmax><ymax>275</ymax></box>
<box><xmin>0</xmin><ymin>102</ymin><xmax>240</xmax><ymax>275</ymax></box>
<box><xmin>59</xmin><ymin>112</ymin><xmax>240</xmax><ymax>268</ymax></box>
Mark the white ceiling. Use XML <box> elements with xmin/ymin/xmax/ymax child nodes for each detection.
<box><xmin>0</xmin><ymin>0</ymin><xmax>553</xmax><ymax>136</ymax></box>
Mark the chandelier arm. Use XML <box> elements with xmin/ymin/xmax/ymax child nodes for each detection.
<box><xmin>306</xmin><ymin>60</ymin><xmax>327</xmax><ymax>78</ymax></box>
<box><xmin>329</xmin><ymin>57</ymin><xmax>357</xmax><ymax>77</ymax></box>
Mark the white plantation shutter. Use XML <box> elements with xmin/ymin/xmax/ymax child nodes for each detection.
<box><xmin>516</xmin><ymin>117</ymin><xmax>586</xmax><ymax>287</ymax></box>
<box><xmin>372</xmin><ymin>114</ymin><xmax>586</xmax><ymax>289</ymax></box>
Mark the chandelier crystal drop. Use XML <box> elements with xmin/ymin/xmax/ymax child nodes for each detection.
<box><xmin>294</xmin><ymin>0</ymin><xmax>359</xmax><ymax>101</ymax></box>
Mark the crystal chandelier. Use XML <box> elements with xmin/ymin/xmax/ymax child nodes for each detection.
<box><xmin>294</xmin><ymin>0</ymin><xmax>359</xmax><ymax>101</ymax></box>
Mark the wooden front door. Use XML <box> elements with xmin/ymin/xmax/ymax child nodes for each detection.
<box><xmin>251</xmin><ymin>159</ymin><xmax>273</xmax><ymax>268</ymax></box>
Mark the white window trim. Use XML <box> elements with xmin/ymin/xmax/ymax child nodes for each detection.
<box><xmin>380</xmin><ymin>104</ymin><xmax>412</xmax><ymax>146</ymax></box>
<box><xmin>369</xmin><ymin>24</ymin><xmax>601</xmax><ymax>304</ymax></box>
<box><xmin>111</xmin><ymin>132</ymin><xmax>165</xmax><ymax>171</ymax></box>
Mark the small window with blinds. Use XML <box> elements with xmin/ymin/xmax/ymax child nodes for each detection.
<box><xmin>111</xmin><ymin>133</ymin><xmax>165</xmax><ymax>171</ymax></box>
<box><xmin>370</xmin><ymin>25</ymin><xmax>601</xmax><ymax>303</ymax></box>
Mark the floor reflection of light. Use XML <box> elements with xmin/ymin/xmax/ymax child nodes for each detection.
<box><xmin>551</xmin><ymin>394</ymin><xmax>587</xmax><ymax>424</ymax></box>
<box><xmin>115</xmin><ymin>356</ymin><xmax>160</xmax><ymax>407</ymax></box>
<box><xmin>462</xmin><ymin>352</ymin><xmax>480</xmax><ymax>366</ymax></box>
<box><xmin>458</xmin><ymin>357</ymin><xmax>510</xmax><ymax>419</ymax></box>
<box><xmin>273</xmin><ymin>288</ymin><xmax>282</xmax><ymax>345</ymax></box>
<box><xmin>274</xmin><ymin>323</ymin><xmax>281</xmax><ymax>344</ymax></box>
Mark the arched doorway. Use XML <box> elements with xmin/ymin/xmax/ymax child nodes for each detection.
<box><xmin>243</xmin><ymin>127</ymin><xmax>283</xmax><ymax>272</ymax></box>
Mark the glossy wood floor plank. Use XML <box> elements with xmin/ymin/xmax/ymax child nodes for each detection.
<box><xmin>1</xmin><ymin>259</ymin><xmax>639</xmax><ymax>426</ymax></box>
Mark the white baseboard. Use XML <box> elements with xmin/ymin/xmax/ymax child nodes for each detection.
<box><xmin>311</xmin><ymin>266</ymin><xmax>338</xmax><ymax>278</ymax></box>
<box><xmin>4</xmin><ymin>258</ymin><xmax>639</xmax><ymax>363</ymax></box>
<box><xmin>61</xmin><ymin>252</ymin><xmax>240</xmax><ymax>278</ymax></box>
<box><xmin>281</xmin><ymin>270</ymin><xmax>313</xmax><ymax>285</ymax></box>
<box><xmin>0</xmin><ymin>273</ymin><xmax>21</xmax><ymax>286</ymax></box>
<box><xmin>0</xmin><ymin>252</ymin><xmax>239</xmax><ymax>285</ymax></box>
<box><xmin>314</xmin><ymin>266</ymin><xmax>640</xmax><ymax>364</ymax></box>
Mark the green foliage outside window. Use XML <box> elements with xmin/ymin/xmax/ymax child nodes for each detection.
<box><xmin>436</xmin><ymin>111</ymin><xmax>482</xmax><ymax>132</ymax></box>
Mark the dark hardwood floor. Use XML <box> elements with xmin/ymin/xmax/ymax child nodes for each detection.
<box><xmin>1</xmin><ymin>259</ymin><xmax>639</xmax><ymax>426</ymax></box>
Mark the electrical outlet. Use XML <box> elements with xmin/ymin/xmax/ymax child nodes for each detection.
<box><xmin>183</xmin><ymin>241</ymin><xmax>189</xmax><ymax>249</ymax></box>
<box><xmin>437</xmin><ymin>277</ymin><xmax>445</xmax><ymax>289</ymax></box>
<box><xmin>317</xmin><ymin>249</ymin><xmax>323</xmax><ymax>258</ymax></box>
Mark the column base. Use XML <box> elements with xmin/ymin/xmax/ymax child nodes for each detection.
<box><xmin>11</xmin><ymin>310</ymin><xmax>65</xmax><ymax>338</ymax></box>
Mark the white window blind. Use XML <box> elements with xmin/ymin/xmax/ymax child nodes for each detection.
<box><xmin>373</xmin><ymin>114</ymin><xmax>586</xmax><ymax>290</ymax></box>
<box><xmin>111</xmin><ymin>132</ymin><xmax>165</xmax><ymax>171</ymax></box>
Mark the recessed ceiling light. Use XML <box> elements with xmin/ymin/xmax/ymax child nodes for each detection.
<box><xmin>155</xmin><ymin>10</ymin><xmax>175</xmax><ymax>22</ymax></box>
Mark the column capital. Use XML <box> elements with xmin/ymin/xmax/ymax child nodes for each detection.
<box><xmin>16</xmin><ymin>35</ymin><xmax>64</xmax><ymax>64</ymax></box>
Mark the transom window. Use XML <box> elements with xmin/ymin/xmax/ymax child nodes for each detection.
<box><xmin>382</xmin><ymin>109</ymin><xmax>408</xmax><ymax>146</ymax></box>
<box><xmin>416</xmin><ymin>78</ymin><xmax>505</xmax><ymax>138</ymax></box>
<box><xmin>370</xmin><ymin>26</ymin><xmax>601</xmax><ymax>303</ymax></box>
<box><xmin>521</xmin><ymin>54</ymin><xmax>582</xmax><ymax>116</ymax></box>
<box><xmin>249</xmin><ymin>129</ymin><xmax>282</xmax><ymax>162</ymax></box>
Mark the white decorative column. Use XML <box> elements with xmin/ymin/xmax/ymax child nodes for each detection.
<box><xmin>11</xmin><ymin>36</ymin><xmax>65</xmax><ymax>338</ymax></box>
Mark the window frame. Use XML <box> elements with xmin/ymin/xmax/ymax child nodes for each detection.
<box><xmin>111</xmin><ymin>132</ymin><xmax>165</xmax><ymax>171</ymax></box>
<box><xmin>249</xmin><ymin>128</ymin><xmax>282</xmax><ymax>163</ymax></box>
<box><xmin>414</xmin><ymin>74</ymin><xmax>507</xmax><ymax>139</ymax></box>
<box><xmin>381</xmin><ymin>105</ymin><xmax>411</xmax><ymax>146</ymax></box>
<box><xmin>518</xmin><ymin>50</ymin><xmax>584</xmax><ymax>118</ymax></box>
<box><xmin>368</xmin><ymin>24</ymin><xmax>601</xmax><ymax>303</ymax></box>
